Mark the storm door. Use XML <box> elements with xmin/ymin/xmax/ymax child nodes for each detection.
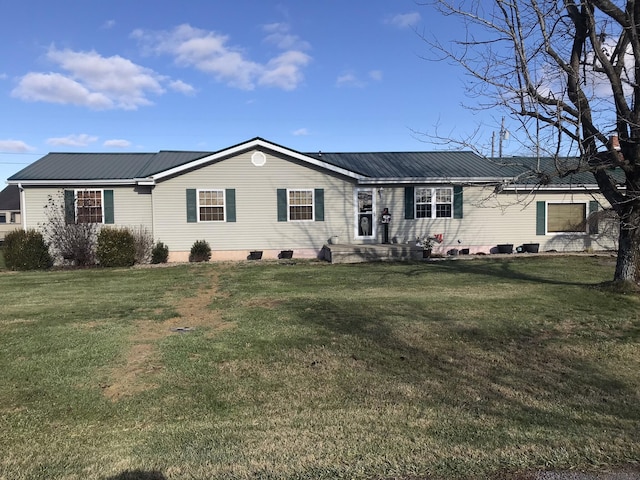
<box><xmin>355</xmin><ymin>188</ymin><xmax>376</xmax><ymax>239</ymax></box>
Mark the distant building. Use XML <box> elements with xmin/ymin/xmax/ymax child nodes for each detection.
<box><xmin>0</xmin><ymin>184</ymin><xmax>21</xmax><ymax>242</ymax></box>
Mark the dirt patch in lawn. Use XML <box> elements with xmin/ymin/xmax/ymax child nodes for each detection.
<box><xmin>102</xmin><ymin>267</ymin><xmax>231</xmax><ymax>401</ymax></box>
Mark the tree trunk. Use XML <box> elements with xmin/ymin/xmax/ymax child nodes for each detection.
<box><xmin>614</xmin><ymin>203</ymin><xmax>640</xmax><ymax>283</ymax></box>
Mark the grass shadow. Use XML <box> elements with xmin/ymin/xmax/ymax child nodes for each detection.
<box><xmin>403</xmin><ymin>256</ymin><xmax>616</xmax><ymax>288</ymax></box>
<box><xmin>105</xmin><ymin>470</ymin><xmax>166</xmax><ymax>480</ymax></box>
<box><xmin>291</xmin><ymin>291</ymin><xmax>640</xmax><ymax>436</ymax></box>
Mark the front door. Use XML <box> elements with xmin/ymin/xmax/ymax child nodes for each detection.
<box><xmin>355</xmin><ymin>188</ymin><xmax>375</xmax><ymax>240</ymax></box>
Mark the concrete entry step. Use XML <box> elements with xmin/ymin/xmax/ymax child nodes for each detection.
<box><xmin>323</xmin><ymin>243</ymin><xmax>421</xmax><ymax>264</ymax></box>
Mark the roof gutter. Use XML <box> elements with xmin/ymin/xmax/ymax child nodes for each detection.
<box><xmin>357</xmin><ymin>176</ymin><xmax>510</xmax><ymax>185</ymax></box>
<box><xmin>134</xmin><ymin>178</ymin><xmax>156</xmax><ymax>186</ymax></box>
<box><xmin>7</xmin><ymin>179</ymin><xmax>139</xmax><ymax>187</ymax></box>
<box><xmin>502</xmin><ymin>183</ymin><xmax>608</xmax><ymax>191</ymax></box>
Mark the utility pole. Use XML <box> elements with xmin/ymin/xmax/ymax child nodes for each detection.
<box><xmin>498</xmin><ymin>117</ymin><xmax>509</xmax><ymax>158</ymax></box>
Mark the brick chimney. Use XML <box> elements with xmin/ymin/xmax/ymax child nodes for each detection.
<box><xmin>610</xmin><ymin>133</ymin><xmax>621</xmax><ymax>151</ymax></box>
<box><xmin>610</xmin><ymin>133</ymin><xmax>624</xmax><ymax>163</ymax></box>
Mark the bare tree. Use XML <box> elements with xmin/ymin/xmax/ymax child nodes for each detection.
<box><xmin>423</xmin><ymin>0</ymin><xmax>640</xmax><ymax>284</ymax></box>
<box><xmin>41</xmin><ymin>191</ymin><xmax>97</xmax><ymax>267</ymax></box>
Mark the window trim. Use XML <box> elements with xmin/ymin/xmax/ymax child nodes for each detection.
<box><xmin>414</xmin><ymin>186</ymin><xmax>453</xmax><ymax>219</ymax></box>
<box><xmin>75</xmin><ymin>189</ymin><xmax>104</xmax><ymax>224</ymax></box>
<box><xmin>287</xmin><ymin>188</ymin><xmax>315</xmax><ymax>222</ymax></box>
<box><xmin>197</xmin><ymin>188</ymin><xmax>226</xmax><ymax>223</ymax></box>
<box><xmin>546</xmin><ymin>201</ymin><xmax>588</xmax><ymax>235</ymax></box>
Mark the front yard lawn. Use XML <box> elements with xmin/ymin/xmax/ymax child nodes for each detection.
<box><xmin>0</xmin><ymin>256</ymin><xmax>638</xmax><ymax>479</ymax></box>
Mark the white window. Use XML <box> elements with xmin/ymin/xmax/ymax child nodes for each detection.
<box><xmin>548</xmin><ymin>203</ymin><xmax>587</xmax><ymax>233</ymax></box>
<box><xmin>198</xmin><ymin>189</ymin><xmax>225</xmax><ymax>222</ymax></box>
<box><xmin>76</xmin><ymin>190</ymin><xmax>103</xmax><ymax>224</ymax></box>
<box><xmin>288</xmin><ymin>189</ymin><xmax>314</xmax><ymax>221</ymax></box>
<box><xmin>415</xmin><ymin>187</ymin><xmax>453</xmax><ymax>218</ymax></box>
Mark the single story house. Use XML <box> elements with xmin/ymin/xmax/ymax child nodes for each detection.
<box><xmin>6</xmin><ymin>137</ymin><xmax>618</xmax><ymax>262</ymax></box>
<box><xmin>0</xmin><ymin>184</ymin><xmax>21</xmax><ymax>242</ymax></box>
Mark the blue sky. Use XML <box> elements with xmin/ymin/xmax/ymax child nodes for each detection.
<box><xmin>0</xmin><ymin>0</ymin><xmax>510</xmax><ymax>185</ymax></box>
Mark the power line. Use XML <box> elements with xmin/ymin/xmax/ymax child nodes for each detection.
<box><xmin>0</xmin><ymin>151</ymin><xmax>43</xmax><ymax>156</ymax></box>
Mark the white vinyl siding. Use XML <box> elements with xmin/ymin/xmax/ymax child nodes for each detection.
<box><xmin>21</xmin><ymin>187</ymin><xmax>153</xmax><ymax>232</ymax></box>
<box><xmin>153</xmin><ymin>150</ymin><xmax>354</xmax><ymax>251</ymax></box>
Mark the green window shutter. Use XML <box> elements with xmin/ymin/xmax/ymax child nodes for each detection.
<box><xmin>404</xmin><ymin>187</ymin><xmax>415</xmax><ymax>220</ymax></box>
<box><xmin>314</xmin><ymin>188</ymin><xmax>324</xmax><ymax>221</ymax></box>
<box><xmin>588</xmin><ymin>200</ymin><xmax>599</xmax><ymax>234</ymax></box>
<box><xmin>277</xmin><ymin>189</ymin><xmax>287</xmax><ymax>222</ymax></box>
<box><xmin>64</xmin><ymin>190</ymin><xmax>75</xmax><ymax>224</ymax></box>
<box><xmin>103</xmin><ymin>190</ymin><xmax>114</xmax><ymax>224</ymax></box>
<box><xmin>225</xmin><ymin>189</ymin><xmax>236</xmax><ymax>222</ymax></box>
<box><xmin>453</xmin><ymin>186</ymin><xmax>463</xmax><ymax>219</ymax></box>
<box><xmin>186</xmin><ymin>189</ymin><xmax>197</xmax><ymax>223</ymax></box>
<box><xmin>536</xmin><ymin>201</ymin><xmax>546</xmax><ymax>235</ymax></box>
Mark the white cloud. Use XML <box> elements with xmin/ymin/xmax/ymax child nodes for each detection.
<box><xmin>13</xmin><ymin>72</ymin><xmax>114</xmax><ymax>109</ymax></box>
<box><xmin>336</xmin><ymin>70</ymin><xmax>381</xmax><ymax>88</ymax></box>
<box><xmin>263</xmin><ymin>23</ymin><xmax>311</xmax><ymax>50</ymax></box>
<box><xmin>169</xmin><ymin>79</ymin><xmax>196</xmax><ymax>95</ymax></box>
<box><xmin>102</xmin><ymin>20</ymin><xmax>116</xmax><ymax>29</ymax></box>
<box><xmin>0</xmin><ymin>139</ymin><xmax>35</xmax><ymax>152</ymax></box>
<box><xmin>132</xmin><ymin>23</ymin><xmax>311</xmax><ymax>91</ymax></box>
<box><xmin>103</xmin><ymin>139</ymin><xmax>131</xmax><ymax>148</ymax></box>
<box><xmin>336</xmin><ymin>72</ymin><xmax>365</xmax><ymax>88</ymax></box>
<box><xmin>12</xmin><ymin>46</ymin><xmax>192</xmax><ymax>110</ymax></box>
<box><xmin>387</xmin><ymin>12</ymin><xmax>421</xmax><ymax>28</ymax></box>
<box><xmin>292</xmin><ymin>128</ymin><xmax>309</xmax><ymax>136</ymax></box>
<box><xmin>47</xmin><ymin>48</ymin><xmax>164</xmax><ymax>108</ymax></box>
<box><xmin>0</xmin><ymin>73</ymin><xmax>8</xmax><ymax>80</ymax></box>
<box><xmin>47</xmin><ymin>134</ymin><xmax>98</xmax><ymax>147</ymax></box>
<box><xmin>369</xmin><ymin>70</ymin><xmax>383</xmax><ymax>81</ymax></box>
<box><xmin>260</xmin><ymin>50</ymin><xmax>311</xmax><ymax>90</ymax></box>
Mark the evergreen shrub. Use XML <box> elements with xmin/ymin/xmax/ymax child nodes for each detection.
<box><xmin>151</xmin><ymin>241</ymin><xmax>169</xmax><ymax>264</ymax></box>
<box><xmin>189</xmin><ymin>240</ymin><xmax>211</xmax><ymax>262</ymax></box>
<box><xmin>96</xmin><ymin>227</ymin><xmax>136</xmax><ymax>267</ymax></box>
<box><xmin>4</xmin><ymin>229</ymin><xmax>53</xmax><ymax>271</ymax></box>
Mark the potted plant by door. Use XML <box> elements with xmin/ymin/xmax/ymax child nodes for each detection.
<box><xmin>417</xmin><ymin>234</ymin><xmax>443</xmax><ymax>259</ymax></box>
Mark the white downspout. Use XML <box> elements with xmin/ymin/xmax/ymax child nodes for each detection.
<box><xmin>18</xmin><ymin>183</ymin><xmax>26</xmax><ymax>230</ymax></box>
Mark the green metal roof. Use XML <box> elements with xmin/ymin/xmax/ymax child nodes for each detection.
<box><xmin>8</xmin><ymin>151</ymin><xmax>211</xmax><ymax>181</ymax></box>
<box><xmin>493</xmin><ymin>156</ymin><xmax>624</xmax><ymax>187</ymax></box>
<box><xmin>8</xmin><ymin>145</ymin><xmax>505</xmax><ymax>183</ymax></box>
<box><xmin>304</xmin><ymin>151</ymin><xmax>505</xmax><ymax>179</ymax></box>
<box><xmin>6</xmin><ymin>137</ymin><xmax>616</xmax><ymax>187</ymax></box>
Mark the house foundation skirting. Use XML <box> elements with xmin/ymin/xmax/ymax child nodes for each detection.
<box><xmin>167</xmin><ymin>248</ymin><xmax>322</xmax><ymax>263</ymax></box>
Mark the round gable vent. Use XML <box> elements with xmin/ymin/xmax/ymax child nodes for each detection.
<box><xmin>251</xmin><ymin>151</ymin><xmax>267</xmax><ymax>167</ymax></box>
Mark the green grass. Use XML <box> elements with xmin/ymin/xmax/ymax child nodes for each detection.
<box><xmin>1</xmin><ymin>256</ymin><xmax>639</xmax><ymax>479</ymax></box>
